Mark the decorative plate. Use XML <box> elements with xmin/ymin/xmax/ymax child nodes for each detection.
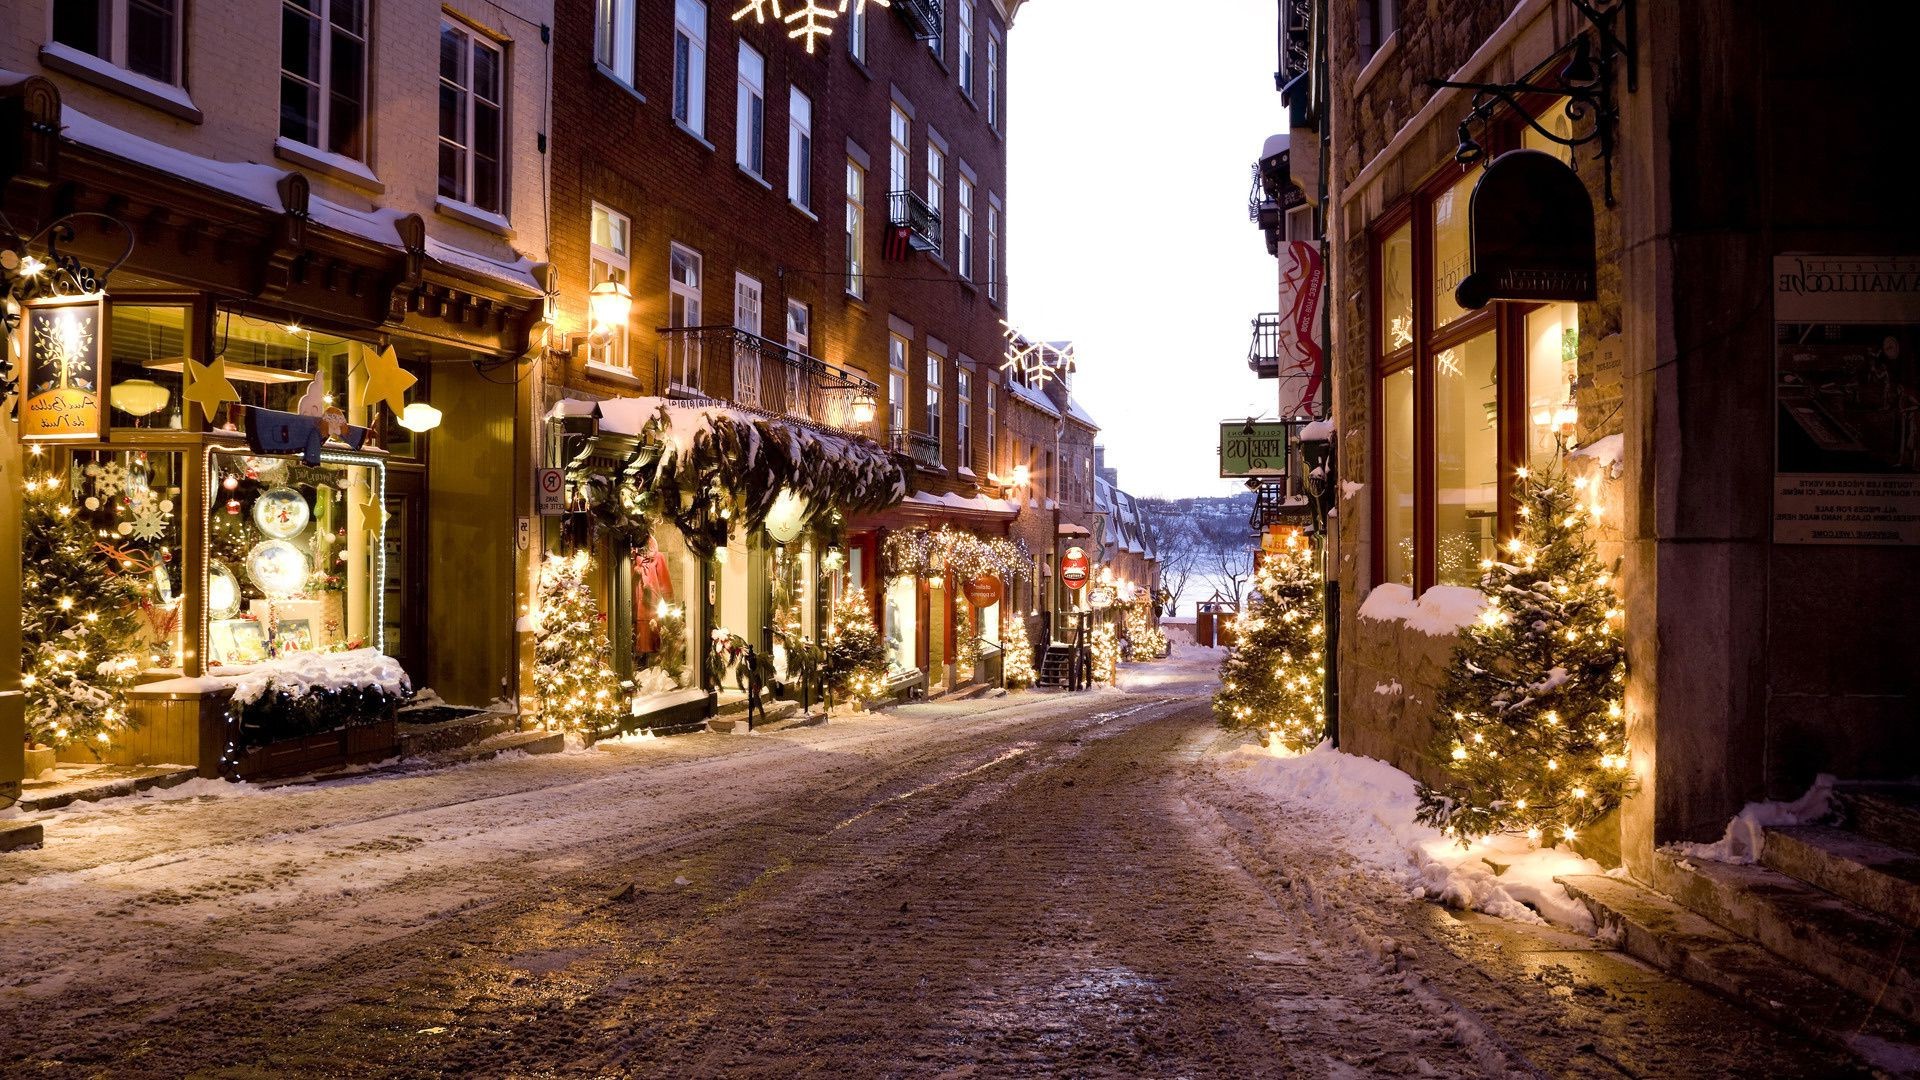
<box><xmin>208</xmin><ymin>561</ymin><xmax>241</xmax><ymax>619</ymax></box>
<box><xmin>252</xmin><ymin>485</ymin><xmax>310</xmax><ymax>539</ymax></box>
<box><xmin>245</xmin><ymin>540</ymin><xmax>309</xmax><ymax>598</ymax></box>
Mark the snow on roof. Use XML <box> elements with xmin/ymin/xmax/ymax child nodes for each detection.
<box><xmin>1262</xmin><ymin>133</ymin><xmax>1290</xmax><ymax>160</ymax></box>
<box><xmin>1003</xmin><ymin>378</ymin><xmax>1059</xmax><ymax>417</ymax></box>
<box><xmin>904</xmin><ymin>491</ymin><xmax>1019</xmax><ymax>515</ymax></box>
<box><xmin>1299</xmin><ymin>419</ymin><xmax>1335</xmax><ymax>442</ymax></box>
<box><xmin>1057</xmin><ymin>522</ymin><xmax>1090</xmax><ymax>537</ymax></box>
<box><xmin>1065</xmin><ymin>397</ymin><xmax>1097</xmax><ymax>427</ymax></box>
<box><xmin>546</xmin><ymin>397</ymin><xmax>603</xmax><ymax>421</ymax></box>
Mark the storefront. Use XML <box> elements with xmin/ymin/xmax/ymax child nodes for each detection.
<box><xmin>873</xmin><ymin>510</ymin><xmax>1028</xmax><ymax>695</ymax></box>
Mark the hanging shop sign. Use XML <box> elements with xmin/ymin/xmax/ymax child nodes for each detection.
<box><xmin>1275</xmin><ymin>241</ymin><xmax>1327</xmax><ymax>419</ymax></box>
<box><xmin>1088</xmin><ymin>586</ymin><xmax>1115</xmax><ymax>610</ymax></box>
<box><xmin>1773</xmin><ymin>254</ymin><xmax>1920</xmax><ymax>545</ymax></box>
<box><xmin>1062</xmin><ymin>546</ymin><xmax>1090</xmax><ymax>591</ymax></box>
<box><xmin>1219</xmin><ymin>421</ymin><xmax>1294</xmax><ymax>478</ymax></box>
<box><xmin>963</xmin><ymin>575</ymin><xmax>1003</xmax><ymax>608</ymax></box>
<box><xmin>19</xmin><ymin>294</ymin><xmax>106</xmax><ymax>441</ymax></box>
<box><xmin>1453</xmin><ymin>150</ymin><xmax>1597</xmax><ymax>310</ymax></box>
<box><xmin>535</xmin><ymin>468</ymin><xmax>567</xmax><ymax>516</ymax></box>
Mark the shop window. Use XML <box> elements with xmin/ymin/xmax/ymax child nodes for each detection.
<box><xmin>1379</xmin><ymin>222</ymin><xmax>1413</xmax><ymax>355</ymax></box>
<box><xmin>1431</xmin><ymin>171</ymin><xmax>1473</xmax><ymax>331</ymax></box>
<box><xmin>884</xmin><ymin>573</ymin><xmax>917</xmax><ymax>676</ymax></box>
<box><xmin>281</xmin><ymin>0</ymin><xmax>369</xmax><ymax>160</ymax></box>
<box><xmin>53</xmin><ymin>0</ymin><xmax>182</xmax><ymax>84</ymax></box>
<box><xmin>1434</xmin><ymin>332</ymin><xmax>1498</xmax><ymax>584</ymax></box>
<box><xmin>1526</xmin><ymin>302</ymin><xmax>1580</xmax><ymax>470</ymax></box>
<box><xmin>438</xmin><ymin>21</ymin><xmax>506</xmax><ymax>214</ymax></box>
<box><xmin>107</xmin><ymin>303</ymin><xmax>188</xmax><ymax>430</ymax></box>
<box><xmin>213</xmin><ymin>315</ymin><xmax>377</xmax><ymax>424</ymax></box>
<box><xmin>628</xmin><ymin>525</ymin><xmax>699</xmax><ymax>701</ymax></box>
<box><xmin>203</xmin><ymin>447</ymin><xmax>386</xmax><ymax>667</ymax></box>
<box><xmin>68</xmin><ymin>449</ymin><xmax>188</xmax><ymax>671</ymax></box>
<box><xmin>770</xmin><ymin>543</ymin><xmax>810</xmax><ymax>683</ymax></box>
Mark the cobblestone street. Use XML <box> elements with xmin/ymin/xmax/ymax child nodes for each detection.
<box><xmin>0</xmin><ymin>667</ymin><xmax>1860</xmax><ymax>1078</ymax></box>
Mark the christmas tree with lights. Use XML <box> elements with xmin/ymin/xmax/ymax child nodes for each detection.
<box><xmin>1415</xmin><ymin>466</ymin><xmax>1631</xmax><ymax>846</ymax></box>
<box><xmin>821</xmin><ymin>587</ymin><xmax>888</xmax><ymax>708</ymax></box>
<box><xmin>20</xmin><ymin>474</ymin><xmax>147</xmax><ymax>752</ymax></box>
<box><xmin>533</xmin><ymin>552</ymin><xmax>632</xmax><ymax>735</ymax></box>
<box><xmin>1124</xmin><ymin>595</ymin><xmax>1167</xmax><ymax>661</ymax></box>
<box><xmin>1002</xmin><ymin>616</ymin><xmax>1036</xmax><ymax>689</ymax></box>
<box><xmin>1090</xmin><ymin>622</ymin><xmax>1119</xmax><ymax>685</ymax></box>
<box><xmin>1213</xmin><ymin>531</ymin><xmax>1326</xmax><ymax>752</ymax></box>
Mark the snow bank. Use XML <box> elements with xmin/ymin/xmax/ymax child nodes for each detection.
<box><xmin>1220</xmin><ymin>743</ymin><xmax>1600</xmax><ymax>929</ymax></box>
<box><xmin>1571</xmin><ymin>433</ymin><xmax>1625</xmax><ymax>470</ymax></box>
<box><xmin>1357</xmin><ymin>583</ymin><xmax>1487</xmax><ymax>637</ymax></box>
<box><xmin>227</xmin><ymin>649</ymin><xmax>412</xmax><ymax>706</ymax></box>
<box><xmin>1668</xmin><ymin>774</ymin><xmax>1836</xmax><ymax>865</ymax></box>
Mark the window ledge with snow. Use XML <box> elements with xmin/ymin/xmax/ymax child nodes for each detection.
<box><xmin>274</xmin><ymin>137</ymin><xmax>385</xmax><ymax>194</ymax></box>
<box><xmin>1358</xmin><ymin>583</ymin><xmax>1488</xmax><ymax>637</ymax></box>
<box><xmin>434</xmin><ymin>196</ymin><xmax>514</xmax><ymax>238</ymax></box>
<box><xmin>1352</xmin><ymin>30</ymin><xmax>1401</xmax><ymax>97</ymax></box>
<box><xmin>39</xmin><ymin>43</ymin><xmax>203</xmax><ymax>123</ymax></box>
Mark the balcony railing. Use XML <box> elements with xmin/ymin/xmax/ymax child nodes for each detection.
<box><xmin>655</xmin><ymin>326</ymin><xmax>879</xmax><ymax>432</ymax></box>
<box><xmin>888</xmin><ymin>428</ymin><xmax>943</xmax><ymax>470</ymax></box>
<box><xmin>894</xmin><ymin>0</ymin><xmax>942</xmax><ymax>42</ymax></box>
<box><xmin>1249</xmin><ymin>312</ymin><xmax>1282</xmax><ymax>379</ymax></box>
<box><xmin>887</xmin><ymin>190</ymin><xmax>941</xmax><ymax>256</ymax></box>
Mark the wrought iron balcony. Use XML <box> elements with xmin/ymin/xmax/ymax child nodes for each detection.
<box><xmin>654</xmin><ymin>326</ymin><xmax>880</xmax><ymax>432</ymax></box>
<box><xmin>888</xmin><ymin>427</ymin><xmax>944</xmax><ymax>470</ymax></box>
<box><xmin>1248</xmin><ymin>163</ymin><xmax>1283</xmax><ymax>232</ymax></box>
<box><xmin>887</xmin><ymin>190</ymin><xmax>942</xmax><ymax>257</ymax></box>
<box><xmin>893</xmin><ymin>0</ymin><xmax>942</xmax><ymax>42</ymax></box>
<box><xmin>1249</xmin><ymin>312</ymin><xmax>1282</xmax><ymax>379</ymax></box>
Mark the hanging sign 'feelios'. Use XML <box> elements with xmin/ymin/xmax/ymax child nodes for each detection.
<box><xmin>1062</xmin><ymin>546</ymin><xmax>1090</xmax><ymax>591</ymax></box>
<box><xmin>19</xmin><ymin>295</ymin><xmax>106</xmax><ymax>442</ymax></box>
<box><xmin>963</xmin><ymin>575</ymin><xmax>1003</xmax><ymax>608</ymax></box>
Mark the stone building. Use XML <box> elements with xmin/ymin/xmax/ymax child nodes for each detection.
<box><xmin>1299</xmin><ymin>0</ymin><xmax>1920</xmax><ymax>877</ymax></box>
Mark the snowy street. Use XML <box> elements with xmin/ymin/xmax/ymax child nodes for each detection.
<box><xmin>0</xmin><ymin>653</ymin><xmax>1858</xmax><ymax>1077</ymax></box>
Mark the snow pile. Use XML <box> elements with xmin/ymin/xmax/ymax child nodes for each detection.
<box><xmin>1374</xmin><ymin>680</ymin><xmax>1403</xmax><ymax>696</ymax></box>
<box><xmin>1220</xmin><ymin>742</ymin><xmax>1600</xmax><ymax>929</ymax></box>
<box><xmin>1357</xmin><ymin>583</ymin><xmax>1488</xmax><ymax>637</ymax></box>
<box><xmin>1571</xmin><ymin>433</ymin><xmax>1625</xmax><ymax>470</ymax></box>
<box><xmin>227</xmin><ymin>649</ymin><xmax>412</xmax><ymax>706</ymax></box>
<box><xmin>1341</xmin><ymin>480</ymin><xmax>1364</xmax><ymax>501</ymax></box>
<box><xmin>1298</xmin><ymin>419</ymin><xmax>1335</xmax><ymax>442</ymax></box>
<box><xmin>1668</xmin><ymin>774</ymin><xmax>1836</xmax><ymax>865</ymax></box>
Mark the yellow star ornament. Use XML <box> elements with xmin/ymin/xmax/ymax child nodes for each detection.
<box><xmin>356</xmin><ymin>489</ymin><xmax>390</xmax><ymax>539</ymax></box>
<box><xmin>182</xmin><ymin>355</ymin><xmax>239</xmax><ymax>422</ymax></box>
<box><xmin>362</xmin><ymin>345</ymin><xmax>417</xmax><ymax>416</ymax></box>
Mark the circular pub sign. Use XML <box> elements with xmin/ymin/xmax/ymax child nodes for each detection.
<box><xmin>1062</xmin><ymin>545</ymin><xmax>1090</xmax><ymax>591</ymax></box>
<box><xmin>963</xmin><ymin>575</ymin><xmax>1003</xmax><ymax>608</ymax></box>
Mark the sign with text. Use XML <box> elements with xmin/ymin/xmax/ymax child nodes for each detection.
<box><xmin>535</xmin><ymin>468</ymin><xmax>567</xmax><ymax>516</ymax></box>
<box><xmin>1061</xmin><ymin>546</ymin><xmax>1089</xmax><ymax>590</ymax></box>
<box><xmin>1088</xmin><ymin>586</ymin><xmax>1115</xmax><ymax>610</ymax></box>
<box><xmin>962</xmin><ymin>575</ymin><xmax>1003</xmax><ymax>608</ymax></box>
<box><xmin>1455</xmin><ymin>150</ymin><xmax>1597</xmax><ymax>310</ymax></box>
<box><xmin>19</xmin><ymin>295</ymin><xmax>106</xmax><ymax>442</ymax></box>
<box><xmin>1219</xmin><ymin>422</ymin><xmax>1293</xmax><ymax>478</ymax></box>
<box><xmin>1773</xmin><ymin>254</ymin><xmax>1920</xmax><ymax>544</ymax></box>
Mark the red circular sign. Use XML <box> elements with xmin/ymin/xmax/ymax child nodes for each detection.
<box><xmin>1062</xmin><ymin>546</ymin><xmax>1089</xmax><ymax>590</ymax></box>
<box><xmin>963</xmin><ymin>575</ymin><xmax>1003</xmax><ymax>608</ymax></box>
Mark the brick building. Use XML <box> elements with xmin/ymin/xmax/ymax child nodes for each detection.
<box><xmin>1283</xmin><ymin>0</ymin><xmax>1920</xmax><ymax>881</ymax></box>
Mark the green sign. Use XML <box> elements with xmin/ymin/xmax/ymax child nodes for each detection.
<box><xmin>1219</xmin><ymin>422</ymin><xmax>1292</xmax><ymax>478</ymax></box>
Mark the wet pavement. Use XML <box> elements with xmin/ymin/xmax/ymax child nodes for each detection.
<box><xmin>0</xmin><ymin>677</ymin><xmax>1865</xmax><ymax>1078</ymax></box>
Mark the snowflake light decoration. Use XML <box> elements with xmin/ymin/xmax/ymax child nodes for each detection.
<box><xmin>999</xmin><ymin>320</ymin><xmax>1077</xmax><ymax>388</ymax></box>
<box><xmin>733</xmin><ymin>0</ymin><xmax>889</xmax><ymax>56</ymax></box>
<box><xmin>86</xmin><ymin>461</ymin><xmax>128</xmax><ymax>498</ymax></box>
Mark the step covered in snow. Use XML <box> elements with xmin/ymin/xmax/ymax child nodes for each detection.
<box><xmin>1764</xmin><ymin>824</ymin><xmax>1920</xmax><ymax>930</ymax></box>
<box><xmin>1838</xmin><ymin>782</ymin><xmax>1920</xmax><ymax>855</ymax></box>
<box><xmin>1651</xmin><ymin>849</ymin><xmax>1920</xmax><ymax>1027</ymax></box>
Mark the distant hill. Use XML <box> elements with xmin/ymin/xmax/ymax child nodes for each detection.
<box><xmin>1140</xmin><ymin>494</ymin><xmax>1257</xmax><ymax>616</ymax></box>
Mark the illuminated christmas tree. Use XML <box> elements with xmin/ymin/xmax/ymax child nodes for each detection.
<box><xmin>20</xmin><ymin>474</ymin><xmax>146</xmax><ymax>752</ymax></box>
<box><xmin>1124</xmin><ymin>595</ymin><xmax>1167</xmax><ymax>661</ymax></box>
<box><xmin>822</xmin><ymin>587</ymin><xmax>887</xmax><ymax>708</ymax></box>
<box><xmin>1090</xmin><ymin>622</ymin><xmax>1119</xmax><ymax>685</ymax></box>
<box><xmin>1415</xmin><ymin>466</ymin><xmax>1631</xmax><ymax>846</ymax></box>
<box><xmin>1002</xmin><ymin>616</ymin><xmax>1036</xmax><ymax>689</ymax></box>
<box><xmin>1213</xmin><ymin>531</ymin><xmax>1325</xmax><ymax>752</ymax></box>
<box><xmin>533</xmin><ymin>552</ymin><xmax>632</xmax><ymax>735</ymax></box>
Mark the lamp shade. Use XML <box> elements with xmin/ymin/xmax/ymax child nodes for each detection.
<box><xmin>589</xmin><ymin>279</ymin><xmax>633</xmax><ymax>333</ymax></box>
<box><xmin>850</xmin><ymin>391</ymin><xmax>878</xmax><ymax>424</ymax></box>
<box><xmin>109</xmin><ymin>378</ymin><xmax>171</xmax><ymax>417</ymax></box>
<box><xmin>398</xmin><ymin>402</ymin><xmax>444</xmax><ymax>432</ymax></box>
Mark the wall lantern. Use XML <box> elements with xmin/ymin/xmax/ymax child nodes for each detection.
<box><xmin>109</xmin><ymin>378</ymin><xmax>171</xmax><ymax>417</ymax></box>
<box><xmin>1010</xmin><ymin>463</ymin><xmax>1031</xmax><ymax>488</ymax></box>
<box><xmin>587</xmin><ymin>280</ymin><xmax>633</xmax><ymax>339</ymax></box>
<box><xmin>850</xmin><ymin>390</ymin><xmax>878</xmax><ymax>425</ymax></box>
<box><xmin>398</xmin><ymin>402</ymin><xmax>444</xmax><ymax>433</ymax></box>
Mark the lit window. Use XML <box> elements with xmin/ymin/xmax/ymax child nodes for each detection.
<box><xmin>595</xmin><ymin>0</ymin><xmax>635</xmax><ymax>83</ymax></box>
<box><xmin>669</xmin><ymin>244</ymin><xmax>704</xmax><ymax>388</ymax></box>
<box><xmin>888</xmin><ymin>334</ymin><xmax>909</xmax><ymax>434</ymax></box>
<box><xmin>845</xmin><ymin>159</ymin><xmax>866</xmax><ymax>296</ymax></box>
<box><xmin>673</xmin><ymin>0</ymin><xmax>707</xmax><ymax>136</ymax></box>
<box><xmin>788</xmin><ymin>87</ymin><xmax>813</xmax><ymax>210</ymax></box>
<box><xmin>736</xmin><ymin>42</ymin><xmax>765</xmax><ymax>176</ymax></box>
<box><xmin>280</xmin><ymin>0</ymin><xmax>369</xmax><ymax>160</ymax></box>
<box><xmin>926</xmin><ymin>352</ymin><xmax>944</xmax><ymax>447</ymax></box>
<box><xmin>53</xmin><ymin>0</ymin><xmax>181</xmax><ymax>84</ymax></box>
<box><xmin>590</xmin><ymin>204</ymin><xmax>631</xmax><ymax>371</ymax></box>
<box><xmin>438</xmin><ymin>22</ymin><xmax>506</xmax><ymax>214</ymax></box>
<box><xmin>957</xmin><ymin>368</ymin><xmax>973</xmax><ymax>471</ymax></box>
<box><xmin>925</xmin><ymin>141</ymin><xmax>945</xmax><ymax>257</ymax></box>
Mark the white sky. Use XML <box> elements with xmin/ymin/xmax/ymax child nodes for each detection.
<box><xmin>1007</xmin><ymin>0</ymin><xmax>1281</xmax><ymax>500</ymax></box>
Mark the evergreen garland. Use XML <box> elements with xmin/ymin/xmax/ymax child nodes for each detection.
<box><xmin>20</xmin><ymin>473</ymin><xmax>147</xmax><ymax>752</ymax></box>
<box><xmin>1414</xmin><ymin>466</ymin><xmax>1631</xmax><ymax>846</ymax></box>
<box><xmin>1213</xmin><ymin>531</ymin><xmax>1326</xmax><ymax>752</ymax></box>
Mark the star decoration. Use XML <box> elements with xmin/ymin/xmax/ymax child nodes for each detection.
<box><xmin>182</xmin><ymin>355</ymin><xmax>240</xmax><ymax>423</ymax></box>
<box><xmin>357</xmin><ymin>490</ymin><xmax>389</xmax><ymax>538</ymax></box>
<box><xmin>360</xmin><ymin>345</ymin><xmax>416</xmax><ymax>417</ymax></box>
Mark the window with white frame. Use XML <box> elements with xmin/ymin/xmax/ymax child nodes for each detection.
<box><xmin>849</xmin><ymin>1</ymin><xmax>867</xmax><ymax>63</ymax></box>
<box><xmin>673</xmin><ymin>0</ymin><xmax>707</xmax><ymax>136</ymax></box>
<box><xmin>281</xmin><ymin>0</ymin><xmax>369</xmax><ymax>159</ymax></box>
<box><xmin>788</xmin><ymin>87</ymin><xmax>813</xmax><ymax>210</ymax></box>
<box><xmin>925</xmin><ymin>141</ymin><xmax>945</xmax><ymax>254</ymax></box>
<box><xmin>986</xmin><ymin>198</ymin><xmax>1001</xmax><ymax>301</ymax></box>
<box><xmin>888</xmin><ymin>334</ymin><xmax>909</xmax><ymax>434</ymax></box>
<box><xmin>590</xmin><ymin>204</ymin><xmax>631</xmax><ymax>370</ymax></box>
<box><xmin>926</xmin><ymin>352</ymin><xmax>944</xmax><ymax>446</ymax></box>
<box><xmin>845</xmin><ymin>160</ymin><xmax>865</xmax><ymax>296</ymax></box>
<box><xmin>957</xmin><ymin>0</ymin><xmax>975</xmax><ymax>97</ymax></box>
<box><xmin>957</xmin><ymin>175</ymin><xmax>975</xmax><ymax>280</ymax></box>
<box><xmin>595</xmin><ymin>0</ymin><xmax>634</xmax><ymax>83</ymax></box>
<box><xmin>784</xmin><ymin>299</ymin><xmax>809</xmax><ymax>412</ymax></box>
<box><xmin>986</xmin><ymin>383</ymin><xmax>997</xmax><ymax>473</ymax></box>
<box><xmin>733</xmin><ymin>272</ymin><xmax>763</xmax><ymax>406</ymax></box>
<box><xmin>987</xmin><ymin>29</ymin><xmax>1001</xmax><ymax>129</ymax></box>
<box><xmin>888</xmin><ymin>105</ymin><xmax>911</xmax><ymax>194</ymax></box>
<box><xmin>438</xmin><ymin>22</ymin><xmax>505</xmax><ymax>213</ymax></box>
<box><xmin>957</xmin><ymin>369</ymin><xmax>973</xmax><ymax>471</ymax></box>
<box><xmin>736</xmin><ymin>42</ymin><xmax>765</xmax><ymax>176</ymax></box>
<box><xmin>53</xmin><ymin>0</ymin><xmax>181</xmax><ymax>84</ymax></box>
<box><xmin>669</xmin><ymin>244</ymin><xmax>704</xmax><ymax>388</ymax></box>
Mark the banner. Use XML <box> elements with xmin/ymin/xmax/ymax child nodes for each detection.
<box><xmin>1275</xmin><ymin>240</ymin><xmax>1325</xmax><ymax>419</ymax></box>
<box><xmin>1773</xmin><ymin>254</ymin><xmax>1920</xmax><ymax>544</ymax></box>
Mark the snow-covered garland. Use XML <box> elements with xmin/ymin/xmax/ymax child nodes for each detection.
<box><xmin>216</xmin><ymin>649</ymin><xmax>412</xmax><ymax>780</ymax></box>
<box><xmin>575</xmin><ymin>405</ymin><xmax>909</xmax><ymax>557</ymax></box>
<box><xmin>883</xmin><ymin>526</ymin><xmax>1031</xmax><ymax>583</ymax></box>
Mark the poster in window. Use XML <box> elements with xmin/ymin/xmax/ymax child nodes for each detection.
<box><xmin>19</xmin><ymin>294</ymin><xmax>107</xmax><ymax>441</ymax></box>
<box><xmin>1774</xmin><ymin>255</ymin><xmax>1920</xmax><ymax>544</ymax></box>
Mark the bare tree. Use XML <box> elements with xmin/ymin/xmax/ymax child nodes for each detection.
<box><xmin>1205</xmin><ymin>545</ymin><xmax>1255</xmax><ymax>608</ymax></box>
<box><xmin>1141</xmin><ymin>512</ymin><xmax>1199</xmax><ymax>615</ymax></box>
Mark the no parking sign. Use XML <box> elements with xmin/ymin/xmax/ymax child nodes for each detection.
<box><xmin>535</xmin><ymin>468</ymin><xmax>567</xmax><ymax>516</ymax></box>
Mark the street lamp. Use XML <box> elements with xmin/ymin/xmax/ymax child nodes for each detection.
<box><xmin>850</xmin><ymin>390</ymin><xmax>877</xmax><ymax>425</ymax></box>
<box><xmin>588</xmin><ymin>280</ymin><xmax>632</xmax><ymax>340</ymax></box>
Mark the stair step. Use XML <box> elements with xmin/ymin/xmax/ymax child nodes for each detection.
<box><xmin>1559</xmin><ymin>873</ymin><xmax>1920</xmax><ymax>1075</ymax></box>
<box><xmin>1765</xmin><ymin>824</ymin><xmax>1920</xmax><ymax>929</ymax></box>
<box><xmin>1839</xmin><ymin>783</ymin><xmax>1920</xmax><ymax>854</ymax></box>
<box><xmin>1652</xmin><ymin>849</ymin><xmax>1920</xmax><ymax>1026</ymax></box>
